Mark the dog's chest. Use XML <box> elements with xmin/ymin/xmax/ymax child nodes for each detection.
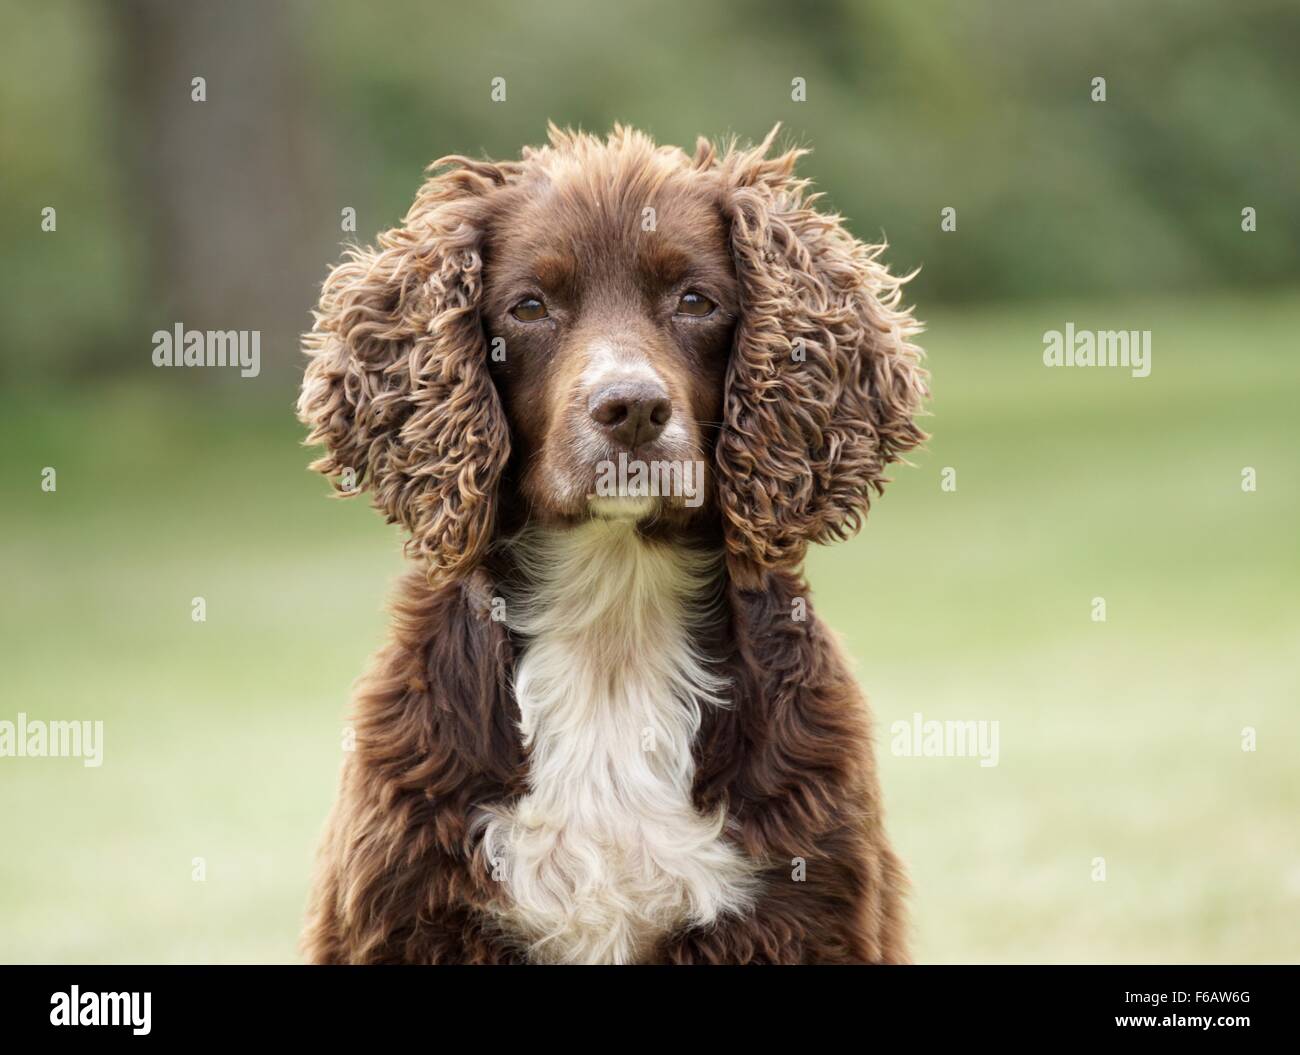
<box><xmin>479</xmin><ymin>526</ymin><xmax>755</xmax><ymax>964</ymax></box>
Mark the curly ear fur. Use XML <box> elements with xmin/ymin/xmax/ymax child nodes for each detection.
<box><xmin>297</xmin><ymin>158</ymin><xmax>517</xmax><ymax>585</ymax></box>
<box><xmin>712</xmin><ymin>129</ymin><xmax>928</xmax><ymax>576</ymax></box>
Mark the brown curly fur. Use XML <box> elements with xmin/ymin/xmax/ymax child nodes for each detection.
<box><xmin>297</xmin><ymin>125</ymin><xmax>926</xmax><ymax>964</ymax></box>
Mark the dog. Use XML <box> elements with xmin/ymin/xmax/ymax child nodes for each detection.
<box><xmin>297</xmin><ymin>125</ymin><xmax>927</xmax><ymax>964</ymax></box>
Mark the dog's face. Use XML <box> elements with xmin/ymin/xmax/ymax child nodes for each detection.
<box><xmin>298</xmin><ymin>126</ymin><xmax>927</xmax><ymax>585</ymax></box>
<box><xmin>482</xmin><ymin>168</ymin><xmax>738</xmax><ymax>528</ymax></box>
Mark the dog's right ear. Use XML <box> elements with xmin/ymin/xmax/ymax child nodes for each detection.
<box><xmin>297</xmin><ymin>157</ymin><xmax>516</xmax><ymax>586</ymax></box>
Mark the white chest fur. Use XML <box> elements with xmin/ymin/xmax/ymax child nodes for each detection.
<box><xmin>479</xmin><ymin>520</ymin><xmax>756</xmax><ymax>964</ymax></box>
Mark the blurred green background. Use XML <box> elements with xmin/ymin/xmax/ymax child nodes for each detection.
<box><xmin>1</xmin><ymin>0</ymin><xmax>1297</xmax><ymax>963</ymax></box>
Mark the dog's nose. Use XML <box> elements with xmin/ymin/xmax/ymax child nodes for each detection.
<box><xmin>588</xmin><ymin>381</ymin><xmax>672</xmax><ymax>449</ymax></box>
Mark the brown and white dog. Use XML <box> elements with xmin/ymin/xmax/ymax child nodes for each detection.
<box><xmin>297</xmin><ymin>125</ymin><xmax>927</xmax><ymax>964</ymax></box>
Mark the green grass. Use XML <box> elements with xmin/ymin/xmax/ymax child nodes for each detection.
<box><xmin>2</xmin><ymin>291</ymin><xmax>1297</xmax><ymax>963</ymax></box>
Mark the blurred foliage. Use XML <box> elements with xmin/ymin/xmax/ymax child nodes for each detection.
<box><xmin>3</xmin><ymin>0</ymin><xmax>1298</xmax><ymax>380</ymax></box>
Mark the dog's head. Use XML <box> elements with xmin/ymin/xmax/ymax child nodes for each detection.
<box><xmin>298</xmin><ymin>126</ymin><xmax>926</xmax><ymax>585</ymax></box>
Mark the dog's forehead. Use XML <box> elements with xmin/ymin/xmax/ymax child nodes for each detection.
<box><xmin>488</xmin><ymin>163</ymin><xmax>729</xmax><ymax>280</ymax></box>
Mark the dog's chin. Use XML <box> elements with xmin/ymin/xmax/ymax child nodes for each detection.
<box><xmin>518</xmin><ymin>447</ymin><xmax>711</xmax><ymax>529</ymax></box>
<box><xmin>588</xmin><ymin>496</ymin><xmax>660</xmax><ymax>522</ymax></box>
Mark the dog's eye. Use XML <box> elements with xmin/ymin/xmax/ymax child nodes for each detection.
<box><xmin>510</xmin><ymin>297</ymin><xmax>548</xmax><ymax>322</ymax></box>
<box><xmin>675</xmin><ymin>291</ymin><xmax>715</xmax><ymax>318</ymax></box>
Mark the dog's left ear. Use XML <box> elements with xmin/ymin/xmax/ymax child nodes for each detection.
<box><xmin>707</xmin><ymin>129</ymin><xmax>928</xmax><ymax>580</ymax></box>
